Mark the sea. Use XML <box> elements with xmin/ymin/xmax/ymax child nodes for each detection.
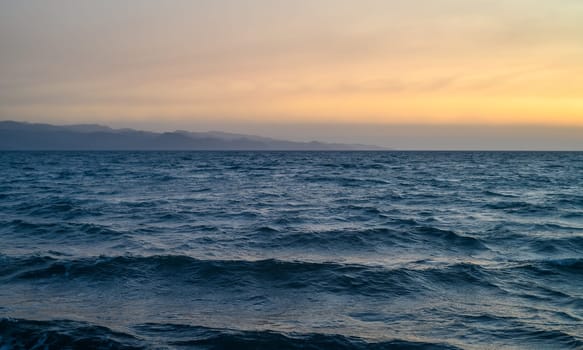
<box><xmin>0</xmin><ymin>151</ymin><xmax>582</xmax><ymax>350</ymax></box>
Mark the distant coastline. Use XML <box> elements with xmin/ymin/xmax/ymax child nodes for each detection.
<box><xmin>0</xmin><ymin>121</ymin><xmax>386</xmax><ymax>151</ymax></box>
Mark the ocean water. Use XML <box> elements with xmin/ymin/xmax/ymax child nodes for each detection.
<box><xmin>0</xmin><ymin>151</ymin><xmax>582</xmax><ymax>350</ymax></box>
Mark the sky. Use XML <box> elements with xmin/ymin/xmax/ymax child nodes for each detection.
<box><xmin>1</xmin><ymin>0</ymin><xmax>582</xmax><ymax>149</ymax></box>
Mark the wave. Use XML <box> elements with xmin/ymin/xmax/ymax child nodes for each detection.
<box><xmin>482</xmin><ymin>224</ymin><xmax>583</xmax><ymax>255</ymax></box>
<box><xmin>138</xmin><ymin>323</ymin><xmax>462</xmax><ymax>350</ymax></box>
<box><xmin>265</xmin><ymin>226</ymin><xmax>488</xmax><ymax>253</ymax></box>
<box><xmin>0</xmin><ymin>318</ymin><xmax>143</xmax><ymax>350</ymax></box>
<box><xmin>481</xmin><ymin>190</ymin><xmax>520</xmax><ymax>198</ymax></box>
<box><xmin>0</xmin><ymin>318</ymin><xmax>462</xmax><ymax>350</ymax></box>
<box><xmin>0</xmin><ymin>219</ymin><xmax>125</xmax><ymax>238</ymax></box>
<box><xmin>411</xmin><ymin>226</ymin><xmax>488</xmax><ymax>251</ymax></box>
<box><xmin>527</xmin><ymin>236</ymin><xmax>583</xmax><ymax>255</ymax></box>
<box><xmin>12</xmin><ymin>196</ymin><xmax>97</xmax><ymax>219</ymax></box>
<box><xmin>301</xmin><ymin>174</ymin><xmax>390</xmax><ymax>186</ymax></box>
<box><xmin>1</xmin><ymin>255</ymin><xmax>506</xmax><ymax>299</ymax></box>
<box><xmin>483</xmin><ymin>200</ymin><xmax>556</xmax><ymax>214</ymax></box>
<box><xmin>472</xmin><ymin>323</ymin><xmax>583</xmax><ymax>349</ymax></box>
<box><xmin>518</xmin><ymin>258</ymin><xmax>583</xmax><ymax>276</ymax></box>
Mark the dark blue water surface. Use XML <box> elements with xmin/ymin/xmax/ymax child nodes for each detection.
<box><xmin>1</xmin><ymin>151</ymin><xmax>582</xmax><ymax>349</ymax></box>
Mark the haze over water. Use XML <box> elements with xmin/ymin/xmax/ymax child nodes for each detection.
<box><xmin>1</xmin><ymin>151</ymin><xmax>582</xmax><ymax>349</ymax></box>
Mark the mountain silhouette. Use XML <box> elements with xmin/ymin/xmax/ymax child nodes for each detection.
<box><xmin>0</xmin><ymin>121</ymin><xmax>385</xmax><ymax>151</ymax></box>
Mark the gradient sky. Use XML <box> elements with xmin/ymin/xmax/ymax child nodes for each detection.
<box><xmin>1</xmin><ymin>1</ymin><xmax>582</xmax><ymax>148</ymax></box>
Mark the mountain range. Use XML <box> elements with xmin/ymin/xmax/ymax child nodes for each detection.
<box><xmin>0</xmin><ymin>121</ymin><xmax>385</xmax><ymax>151</ymax></box>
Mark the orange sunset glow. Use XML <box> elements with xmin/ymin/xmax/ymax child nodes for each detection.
<box><xmin>1</xmin><ymin>0</ymin><xmax>582</xmax><ymax>148</ymax></box>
